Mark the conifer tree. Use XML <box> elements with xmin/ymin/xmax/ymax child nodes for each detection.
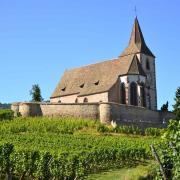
<box><xmin>173</xmin><ymin>87</ymin><xmax>180</xmax><ymax>120</ymax></box>
<box><xmin>30</xmin><ymin>84</ymin><xmax>43</xmax><ymax>102</ymax></box>
<box><xmin>161</xmin><ymin>101</ymin><xmax>169</xmax><ymax>111</ymax></box>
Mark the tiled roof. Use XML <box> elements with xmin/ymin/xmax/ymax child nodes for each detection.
<box><xmin>51</xmin><ymin>17</ymin><xmax>151</xmax><ymax>98</ymax></box>
<box><xmin>51</xmin><ymin>54</ymin><xmax>144</xmax><ymax>98</ymax></box>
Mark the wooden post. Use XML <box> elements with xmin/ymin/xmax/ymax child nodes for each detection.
<box><xmin>150</xmin><ymin>145</ymin><xmax>167</xmax><ymax>180</ymax></box>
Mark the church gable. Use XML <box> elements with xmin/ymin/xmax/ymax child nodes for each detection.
<box><xmin>127</xmin><ymin>55</ymin><xmax>146</xmax><ymax>76</ymax></box>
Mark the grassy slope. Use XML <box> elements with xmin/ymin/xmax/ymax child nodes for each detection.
<box><xmin>0</xmin><ymin>117</ymin><xmax>159</xmax><ymax>154</ymax></box>
<box><xmin>87</xmin><ymin>161</ymin><xmax>156</xmax><ymax>180</ymax></box>
<box><xmin>0</xmin><ymin>117</ymin><xmax>159</xmax><ymax>178</ymax></box>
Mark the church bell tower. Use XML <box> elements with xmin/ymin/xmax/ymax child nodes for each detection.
<box><xmin>120</xmin><ymin>17</ymin><xmax>157</xmax><ymax>110</ymax></box>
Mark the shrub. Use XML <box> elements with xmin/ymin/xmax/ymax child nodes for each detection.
<box><xmin>112</xmin><ymin>125</ymin><xmax>141</xmax><ymax>135</ymax></box>
<box><xmin>0</xmin><ymin>109</ymin><xmax>14</xmax><ymax>121</ymax></box>
<box><xmin>145</xmin><ymin>128</ymin><xmax>163</xmax><ymax>137</ymax></box>
<box><xmin>97</xmin><ymin>124</ymin><xmax>109</xmax><ymax>133</ymax></box>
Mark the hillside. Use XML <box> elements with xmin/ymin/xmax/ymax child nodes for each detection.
<box><xmin>0</xmin><ymin>103</ymin><xmax>11</xmax><ymax>109</ymax></box>
<box><xmin>0</xmin><ymin>117</ymin><xmax>161</xmax><ymax>179</ymax></box>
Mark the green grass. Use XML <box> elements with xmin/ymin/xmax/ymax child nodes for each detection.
<box><xmin>87</xmin><ymin>161</ymin><xmax>157</xmax><ymax>180</ymax></box>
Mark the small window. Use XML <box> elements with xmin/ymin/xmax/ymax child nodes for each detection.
<box><xmin>146</xmin><ymin>59</ymin><xmax>150</xmax><ymax>70</ymax></box>
<box><xmin>94</xmin><ymin>81</ymin><xmax>99</xmax><ymax>85</ymax></box>
<box><xmin>83</xmin><ymin>97</ymin><xmax>88</xmax><ymax>103</ymax></box>
<box><xmin>61</xmin><ymin>87</ymin><xmax>66</xmax><ymax>91</ymax></box>
<box><xmin>75</xmin><ymin>98</ymin><xmax>78</xmax><ymax>103</ymax></box>
<box><xmin>80</xmin><ymin>83</ymin><xmax>84</xmax><ymax>88</ymax></box>
<box><xmin>58</xmin><ymin>100</ymin><xmax>61</xmax><ymax>103</ymax></box>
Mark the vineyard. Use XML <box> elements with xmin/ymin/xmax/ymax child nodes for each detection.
<box><xmin>0</xmin><ymin>117</ymin><xmax>160</xmax><ymax>179</ymax></box>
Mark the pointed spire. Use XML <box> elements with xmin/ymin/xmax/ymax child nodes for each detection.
<box><xmin>129</xmin><ymin>17</ymin><xmax>146</xmax><ymax>46</ymax></box>
<box><xmin>120</xmin><ymin>17</ymin><xmax>155</xmax><ymax>58</ymax></box>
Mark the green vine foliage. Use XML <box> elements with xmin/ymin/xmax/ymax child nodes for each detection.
<box><xmin>0</xmin><ymin>117</ymin><xmax>160</xmax><ymax>179</ymax></box>
<box><xmin>156</xmin><ymin>120</ymin><xmax>180</xmax><ymax>179</ymax></box>
<box><xmin>145</xmin><ymin>128</ymin><xmax>164</xmax><ymax>137</ymax></box>
<box><xmin>0</xmin><ymin>143</ymin><xmax>14</xmax><ymax>179</ymax></box>
<box><xmin>0</xmin><ymin>142</ymin><xmax>151</xmax><ymax>179</ymax></box>
<box><xmin>37</xmin><ymin>152</ymin><xmax>52</xmax><ymax>179</ymax></box>
<box><xmin>0</xmin><ymin>109</ymin><xmax>14</xmax><ymax>121</ymax></box>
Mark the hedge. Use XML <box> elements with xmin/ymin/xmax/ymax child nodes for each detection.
<box><xmin>0</xmin><ymin>109</ymin><xmax>14</xmax><ymax>120</ymax></box>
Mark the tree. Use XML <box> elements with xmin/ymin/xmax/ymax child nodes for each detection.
<box><xmin>173</xmin><ymin>87</ymin><xmax>180</xmax><ymax>120</ymax></box>
<box><xmin>30</xmin><ymin>84</ymin><xmax>43</xmax><ymax>102</ymax></box>
<box><xmin>161</xmin><ymin>101</ymin><xmax>169</xmax><ymax>112</ymax></box>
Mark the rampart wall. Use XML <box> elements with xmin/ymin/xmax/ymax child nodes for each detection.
<box><xmin>12</xmin><ymin>102</ymin><xmax>99</xmax><ymax>119</ymax></box>
<box><xmin>11</xmin><ymin>102</ymin><xmax>175</xmax><ymax>128</ymax></box>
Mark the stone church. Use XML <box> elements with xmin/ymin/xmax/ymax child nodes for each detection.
<box><xmin>50</xmin><ymin>17</ymin><xmax>157</xmax><ymax>110</ymax></box>
<box><xmin>12</xmin><ymin>17</ymin><xmax>174</xmax><ymax>126</ymax></box>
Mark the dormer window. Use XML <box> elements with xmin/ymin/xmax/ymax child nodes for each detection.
<box><xmin>146</xmin><ymin>59</ymin><xmax>150</xmax><ymax>70</ymax></box>
<box><xmin>80</xmin><ymin>83</ymin><xmax>84</xmax><ymax>88</ymax></box>
<box><xmin>61</xmin><ymin>87</ymin><xmax>66</xmax><ymax>91</ymax></box>
<box><xmin>94</xmin><ymin>81</ymin><xmax>99</xmax><ymax>85</ymax></box>
<box><xmin>83</xmin><ymin>97</ymin><xmax>88</xmax><ymax>103</ymax></box>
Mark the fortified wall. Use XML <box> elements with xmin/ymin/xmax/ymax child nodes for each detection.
<box><xmin>11</xmin><ymin>102</ymin><xmax>175</xmax><ymax>128</ymax></box>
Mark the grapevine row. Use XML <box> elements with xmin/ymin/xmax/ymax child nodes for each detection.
<box><xmin>0</xmin><ymin>143</ymin><xmax>149</xmax><ymax>179</ymax></box>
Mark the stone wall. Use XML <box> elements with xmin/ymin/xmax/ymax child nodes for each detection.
<box><xmin>50</xmin><ymin>92</ymin><xmax>108</xmax><ymax>103</ymax></box>
<box><xmin>12</xmin><ymin>102</ymin><xmax>99</xmax><ymax>120</ymax></box>
<box><xmin>50</xmin><ymin>94</ymin><xmax>78</xmax><ymax>103</ymax></box>
<box><xmin>108</xmin><ymin>80</ymin><xmax>120</xmax><ymax>103</ymax></box>
<box><xmin>78</xmin><ymin>92</ymin><xmax>108</xmax><ymax>103</ymax></box>
<box><xmin>40</xmin><ymin>103</ymin><xmax>99</xmax><ymax>119</ymax></box>
<box><xmin>137</xmin><ymin>53</ymin><xmax>157</xmax><ymax>110</ymax></box>
<box><xmin>11</xmin><ymin>102</ymin><xmax>175</xmax><ymax>128</ymax></box>
<box><xmin>99</xmin><ymin>102</ymin><xmax>175</xmax><ymax>128</ymax></box>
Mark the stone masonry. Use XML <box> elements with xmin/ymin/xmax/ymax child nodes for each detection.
<box><xmin>11</xmin><ymin>102</ymin><xmax>175</xmax><ymax>128</ymax></box>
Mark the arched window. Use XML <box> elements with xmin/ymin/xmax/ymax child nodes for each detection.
<box><xmin>120</xmin><ymin>83</ymin><xmax>126</xmax><ymax>104</ymax></box>
<box><xmin>130</xmin><ymin>82</ymin><xmax>137</xmax><ymax>106</ymax></box>
<box><xmin>146</xmin><ymin>59</ymin><xmax>150</xmax><ymax>70</ymax></box>
<box><xmin>75</xmin><ymin>98</ymin><xmax>78</xmax><ymax>103</ymax></box>
<box><xmin>140</xmin><ymin>83</ymin><xmax>146</xmax><ymax>107</ymax></box>
<box><xmin>83</xmin><ymin>97</ymin><xmax>88</xmax><ymax>103</ymax></box>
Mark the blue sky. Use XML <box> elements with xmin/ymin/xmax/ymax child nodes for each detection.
<box><xmin>0</xmin><ymin>0</ymin><xmax>179</xmax><ymax>110</ymax></box>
